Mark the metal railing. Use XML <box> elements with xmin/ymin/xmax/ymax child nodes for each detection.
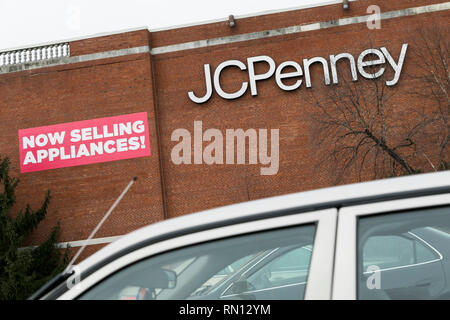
<box><xmin>0</xmin><ymin>43</ymin><xmax>70</xmax><ymax>67</ymax></box>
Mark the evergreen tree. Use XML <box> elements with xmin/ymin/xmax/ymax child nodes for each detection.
<box><xmin>0</xmin><ymin>156</ymin><xmax>68</xmax><ymax>300</ymax></box>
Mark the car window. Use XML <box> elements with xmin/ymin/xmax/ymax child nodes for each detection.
<box><xmin>239</xmin><ymin>246</ymin><xmax>312</xmax><ymax>293</ymax></box>
<box><xmin>357</xmin><ymin>206</ymin><xmax>450</xmax><ymax>300</ymax></box>
<box><xmin>269</xmin><ymin>245</ymin><xmax>313</xmax><ymax>273</ymax></box>
<box><xmin>113</xmin><ymin>257</ymin><xmax>197</xmax><ymax>300</ymax></box>
<box><xmin>79</xmin><ymin>223</ymin><xmax>316</xmax><ymax>300</ymax></box>
<box><xmin>216</xmin><ymin>254</ymin><xmax>256</xmax><ymax>276</ymax></box>
<box><xmin>415</xmin><ymin>237</ymin><xmax>439</xmax><ymax>263</ymax></box>
<box><xmin>363</xmin><ymin>235</ymin><xmax>415</xmax><ymax>270</ymax></box>
<box><xmin>362</xmin><ymin>234</ymin><xmax>441</xmax><ymax>271</ymax></box>
<box><xmin>189</xmin><ymin>253</ymin><xmax>258</xmax><ymax>297</ymax></box>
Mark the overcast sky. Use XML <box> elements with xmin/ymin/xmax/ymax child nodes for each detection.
<box><xmin>0</xmin><ymin>0</ymin><xmax>327</xmax><ymax>51</ymax></box>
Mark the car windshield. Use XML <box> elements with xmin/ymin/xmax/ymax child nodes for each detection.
<box><xmin>79</xmin><ymin>224</ymin><xmax>316</xmax><ymax>300</ymax></box>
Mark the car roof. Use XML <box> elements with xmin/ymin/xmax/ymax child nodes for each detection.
<box><xmin>76</xmin><ymin>171</ymin><xmax>450</xmax><ymax>274</ymax></box>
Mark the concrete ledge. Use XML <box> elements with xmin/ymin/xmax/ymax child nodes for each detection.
<box><xmin>150</xmin><ymin>2</ymin><xmax>450</xmax><ymax>55</ymax></box>
<box><xmin>0</xmin><ymin>46</ymin><xmax>150</xmax><ymax>75</ymax></box>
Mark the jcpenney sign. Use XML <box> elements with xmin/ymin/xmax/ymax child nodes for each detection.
<box><xmin>188</xmin><ymin>43</ymin><xmax>408</xmax><ymax>104</ymax></box>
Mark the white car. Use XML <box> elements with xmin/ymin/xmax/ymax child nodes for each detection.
<box><xmin>32</xmin><ymin>171</ymin><xmax>450</xmax><ymax>300</ymax></box>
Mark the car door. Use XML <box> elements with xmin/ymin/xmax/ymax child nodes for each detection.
<box><xmin>58</xmin><ymin>208</ymin><xmax>337</xmax><ymax>300</ymax></box>
<box><xmin>333</xmin><ymin>193</ymin><xmax>450</xmax><ymax>300</ymax></box>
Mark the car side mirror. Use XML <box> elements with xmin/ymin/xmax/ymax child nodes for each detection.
<box><xmin>163</xmin><ymin>269</ymin><xmax>177</xmax><ymax>289</ymax></box>
<box><xmin>223</xmin><ymin>277</ymin><xmax>256</xmax><ymax>300</ymax></box>
<box><xmin>228</xmin><ymin>279</ymin><xmax>250</xmax><ymax>295</ymax></box>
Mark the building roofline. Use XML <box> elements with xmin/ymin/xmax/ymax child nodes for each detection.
<box><xmin>0</xmin><ymin>26</ymin><xmax>149</xmax><ymax>54</ymax></box>
<box><xmin>0</xmin><ymin>0</ymin><xmax>358</xmax><ymax>53</ymax></box>
<box><xmin>150</xmin><ymin>0</ymin><xmax>358</xmax><ymax>32</ymax></box>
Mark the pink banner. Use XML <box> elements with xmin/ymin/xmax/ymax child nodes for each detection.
<box><xmin>19</xmin><ymin>112</ymin><xmax>151</xmax><ymax>173</ymax></box>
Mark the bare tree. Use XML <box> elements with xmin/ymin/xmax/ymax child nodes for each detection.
<box><xmin>410</xmin><ymin>24</ymin><xmax>449</xmax><ymax>171</ymax></box>
<box><xmin>308</xmin><ymin>27</ymin><xmax>448</xmax><ymax>184</ymax></box>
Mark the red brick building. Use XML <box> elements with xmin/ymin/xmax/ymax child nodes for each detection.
<box><xmin>0</xmin><ymin>0</ymin><xmax>448</xmax><ymax>260</ymax></box>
